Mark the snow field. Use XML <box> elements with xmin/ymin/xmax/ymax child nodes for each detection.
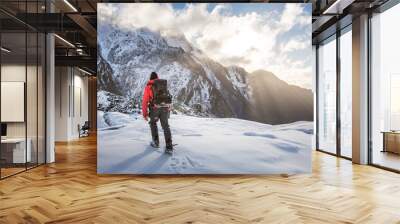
<box><xmin>98</xmin><ymin>111</ymin><xmax>312</xmax><ymax>174</ymax></box>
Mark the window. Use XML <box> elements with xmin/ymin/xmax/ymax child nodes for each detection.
<box><xmin>339</xmin><ymin>27</ymin><xmax>352</xmax><ymax>158</ymax></box>
<box><xmin>390</xmin><ymin>74</ymin><xmax>400</xmax><ymax>130</ymax></box>
<box><xmin>370</xmin><ymin>3</ymin><xmax>400</xmax><ymax>171</ymax></box>
<box><xmin>317</xmin><ymin>35</ymin><xmax>337</xmax><ymax>154</ymax></box>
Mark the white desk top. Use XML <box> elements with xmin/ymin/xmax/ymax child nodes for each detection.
<box><xmin>1</xmin><ymin>138</ymin><xmax>27</xmax><ymax>143</ymax></box>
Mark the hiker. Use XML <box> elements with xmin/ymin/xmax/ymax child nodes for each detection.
<box><xmin>142</xmin><ymin>72</ymin><xmax>174</xmax><ymax>153</ymax></box>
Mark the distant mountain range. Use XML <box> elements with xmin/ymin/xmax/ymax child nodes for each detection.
<box><xmin>97</xmin><ymin>24</ymin><xmax>313</xmax><ymax>124</ymax></box>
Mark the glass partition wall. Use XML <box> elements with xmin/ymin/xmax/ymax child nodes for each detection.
<box><xmin>316</xmin><ymin>26</ymin><xmax>352</xmax><ymax>159</ymax></box>
<box><xmin>0</xmin><ymin>31</ymin><xmax>27</xmax><ymax>177</ymax></box>
<box><xmin>370</xmin><ymin>3</ymin><xmax>400</xmax><ymax>171</ymax></box>
<box><xmin>0</xmin><ymin>2</ymin><xmax>46</xmax><ymax>179</ymax></box>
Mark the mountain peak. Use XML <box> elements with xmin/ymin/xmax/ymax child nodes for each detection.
<box><xmin>251</xmin><ymin>69</ymin><xmax>273</xmax><ymax>76</ymax></box>
<box><xmin>250</xmin><ymin>69</ymin><xmax>283</xmax><ymax>83</ymax></box>
<box><xmin>165</xmin><ymin>34</ymin><xmax>193</xmax><ymax>52</ymax></box>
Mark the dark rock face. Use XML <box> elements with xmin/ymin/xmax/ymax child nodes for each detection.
<box><xmin>97</xmin><ymin>91</ymin><xmax>136</xmax><ymax>114</ymax></box>
<box><xmin>97</xmin><ymin>45</ymin><xmax>122</xmax><ymax>96</ymax></box>
<box><xmin>98</xmin><ymin>25</ymin><xmax>313</xmax><ymax>124</ymax></box>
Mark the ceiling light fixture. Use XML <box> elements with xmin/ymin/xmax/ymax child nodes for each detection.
<box><xmin>1</xmin><ymin>47</ymin><xmax>11</xmax><ymax>53</ymax></box>
<box><xmin>54</xmin><ymin>34</ymin><xmax>75</xmax><ymax>48</ymax></box>
<box><xmin>63</xmin><ymin>0</ymin><xmax>78</xmax><ymax>12</ymax></box>
<box><xmin>76</xmin><ymin>48</ymin><xmax>85</xmax><ymax>55</ymax></box>
<box><xmin>78</xmin><ymin>67</ymin><xmax>93</xmax><ymax>76</ymax></box>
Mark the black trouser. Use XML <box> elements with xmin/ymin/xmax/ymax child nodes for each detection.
<box><xmin>149</xmin><ymin>106</ymin><xmax>172</xmax><ymax>146</ymax></box>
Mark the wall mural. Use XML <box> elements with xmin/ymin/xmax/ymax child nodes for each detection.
<box><xmin>97</xmin><ymin>3</ymin><xmax>313</xmax><ymax>174</ymax></box>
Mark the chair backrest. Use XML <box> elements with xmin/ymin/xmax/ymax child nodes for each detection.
<box><xmin>82</xmin><ymin>121</ymin><xmax>90</xmax><ymax>129</ymax></box>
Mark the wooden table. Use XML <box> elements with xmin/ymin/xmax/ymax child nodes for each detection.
<box><xmin>382</xmin><ymin>131</ymin><xmax>400</xmax><ymax>154</ymax></box>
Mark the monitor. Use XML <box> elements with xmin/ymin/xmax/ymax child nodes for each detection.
<box><xmin>1</xmin><ymin>123</ymin><xmax>7</xmax><ymax>137</ymax></box>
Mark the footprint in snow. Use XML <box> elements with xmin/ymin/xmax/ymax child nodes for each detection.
<box><xmin>168</xmin><ymin>154</ymin><xmax>202</xmax><ymax>173</ymax></box>
<box><xmin>243</xmin><ymin>132</ymin><xmax>276</xmax><ymax>139</ymax></box>
<box><xmin>181</xmin><ymin>134</ymin><xmax>203</xmax><ymax>137</ymax></box>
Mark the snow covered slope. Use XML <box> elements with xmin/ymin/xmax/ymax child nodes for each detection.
<box><xmin>98</xmin><ymin>111</ymin><xmax>312</xmax><ymax>174</ymax></box>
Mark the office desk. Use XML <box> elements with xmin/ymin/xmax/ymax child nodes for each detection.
<box><xmin>1</xmin><ymin>138</ymin><xmax>31</xmax><ymax>163</ymax></box>
<box><xmin>382</xmin><ymin>131</ymin><xmax>400</xmax><ymax>154</ymax></box>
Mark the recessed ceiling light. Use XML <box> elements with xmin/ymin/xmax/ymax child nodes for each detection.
<box><xmin>63</xmin><ymin>0</ymin><xmax>78</xmax><ymax>12</ymax></box>
<box><xmin>54</xmin><ymin>34</ymin><xmax>75</xmax><ymax>48</ymax></box>
<box><xmin>78</xmin><ymin>67</ymin><xmax>93</xmax><ymax>76</ymax></box>
<box><xmin>323</xmin><ymin>0</ymin><xmax>354</xmax><ymax>15</ymax></box>
<box><xmin>1</xmin><ymin>47</ymin><xmax>11</xmax><ymax>53</ymax></box>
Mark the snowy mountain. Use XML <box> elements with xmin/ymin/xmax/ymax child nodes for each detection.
<box><xmin>97</xmin><ymin>24</ymin><xmax>313</xmax><ymax>124</ymax></box>
<box><xmin>98</xmin><ymin>111</ymin><xmax>312</xmax><ymax>174</ymax></box>
<box><xmin>97</xmin><ymin>90</ymin><xmax>137</xmax><ymax>114</ymax></box>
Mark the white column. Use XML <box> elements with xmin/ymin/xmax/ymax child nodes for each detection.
<box><xmin>312</xmin><ymin>45</ymin><xmax>316</xmax><ymax>150</ymax></box>
<box><xmin>46</xmin><ymin>33</ymin><xmax>55</xmax><ymax>163</ymax></box>
<box><xmin>352</xmin><ymin>14</ymin><xmax>369</xmax><ymax>164</ymax></box>
<box><xmin>55</xmin><ymin>67</ymin><xmax>73</xmax><ymax>141</ymax></box>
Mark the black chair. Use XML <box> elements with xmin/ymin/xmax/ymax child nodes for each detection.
<box><xmin>78</xmin><ymin>121</ymin><xmax>90</xmax><ymax>138</ymax></box>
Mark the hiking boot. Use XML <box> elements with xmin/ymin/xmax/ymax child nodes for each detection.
<box><xmin>150</xmin><ymin>140</ymin><xmax>160</xmax><ymax>148</ymax></box>
<box><xmin>165</xmin><ymin>148</ymin><xmax>173</xmax><ymax>154</ymax></box>
<box><xmin>166</xmin><ymin>142</ymin><xmax>173</xmax><ymax>150</ymax></box>
<box><xmin>166</xmin><ymin>137</ymin><xmax>173</xmax><ymax>149</ymax></box>
<box><xmin>165</xmin><ymin>145</ymin><xmax>173</xmax><ymax>154</ymax></box>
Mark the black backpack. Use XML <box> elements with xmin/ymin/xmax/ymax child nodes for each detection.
<box><xmin>151</xmin><ymin>79</ymin><xmax>172</xmax><ymax>105</ymax></box>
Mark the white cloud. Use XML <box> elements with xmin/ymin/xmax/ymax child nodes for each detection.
<box><xmin>281</xmin><ymin>38</ymin><xmax>308</xmax><ymax>53</ymax></box>
<box><xmin>279</xmin><ymin>4</ymin><xmax>309</xmax><ymax>32</ymax></box>
<box><xmin>98</xmin><ymin>3</ymin><xmax>312</xmax><ymax>89</ymax></box>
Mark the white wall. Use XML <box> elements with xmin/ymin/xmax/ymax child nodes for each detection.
<box><xmin>1</xmin><ymin>63</ymin><xmax>46</xmax><ymax>164</ymax></box>
<box><xmin>1</xmin><ymin>65</ymin><xmax>26</xmax><ymax>138</ymax></box>
<box><xmin>1</xmin><ymin>82</ymin><xmax>25</xmax><ymax>122</ymax></box>
<box><xmin>55</xmin><ymin>66</ymin><xmax>70</xmax><ymax>141</ymax></box>
<box><xmin>70</xmin><ymin>73</ymin><xmax>89</xmax><ymax>138</ymax></box>
<box><xmin>55</xmin><ymin>67</ymin><xmax>89</xmax><ymax>141</ymax></box>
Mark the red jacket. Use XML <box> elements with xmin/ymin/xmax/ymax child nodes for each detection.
<box><xmin>142</xmin><ymin>79</ymin><xmax>156</xmax><ymax>118</ymax></box>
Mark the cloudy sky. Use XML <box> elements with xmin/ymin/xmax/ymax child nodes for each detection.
<box><xmin>98</xmin><ymin>3</ymin><xmax>312</xmax><ymax>89</ymax></box>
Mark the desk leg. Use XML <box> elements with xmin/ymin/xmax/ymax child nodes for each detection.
<box><xmin>382</xmin><ymin>133</ymin><xmax>386</xmax><ymax>153</ymax></box>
